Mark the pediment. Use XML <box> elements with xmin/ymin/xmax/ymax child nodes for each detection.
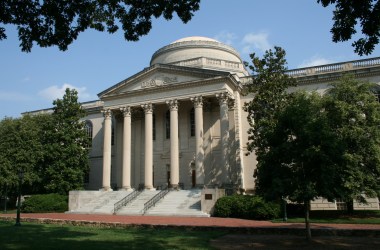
<box><xmin>98</xmin><ymin>64</ymin><xmax>230</xmax><ymax>98</ymax></box>
<box><xmin>116</xmin><ymin>72</ymin><xmax>199</xmax><ymax>93</ymax></box>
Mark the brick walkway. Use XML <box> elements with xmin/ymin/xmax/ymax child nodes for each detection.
<box><xmin>1</xmin><ymin>213</ymin><xmax>380</xmax><ymax>232</ymax></box>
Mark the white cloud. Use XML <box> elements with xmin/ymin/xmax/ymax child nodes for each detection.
<box><xmin>298</xmin><ymin>56</ymin><xmax>335</xmax><ymax>68</ymax></box>
<box><xmin>38</xmin><ymin>83</ymin><xmax>93</xmax><ymax>102</ymax></box>
<box><xmin>214</xmin><ymin>31</ymin><xmax>237</xmax><ymax>45</ymax></box>
<box><xmin>241</xmin><ymin>32</ymin><xmax>271</xmax><ymax>54</ymax></box>
<box><xmin>0</xmin><ymin>91</ymin><xmax>32</xmax><ymax>101</ymax></box>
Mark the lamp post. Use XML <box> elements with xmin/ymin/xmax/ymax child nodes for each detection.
<box><xmin>282</xmin><ymin>197</ymin><xmax>287</xmax><ymax>222</ymax></box>
<box><xmin>15</xmin><ymin>169</ymin><xmax>23</xmax><ymax>227</ymax></box>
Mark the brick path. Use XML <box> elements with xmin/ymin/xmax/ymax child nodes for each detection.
<box><xmin>1</xmin><ymin>213</ymin><xmax>380</xmax><ymax>231</ymax></box>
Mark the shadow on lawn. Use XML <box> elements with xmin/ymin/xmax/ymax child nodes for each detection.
<box><xmin>0</xmin><ymin>221</ymin><xmax>220</xmax><ymax>249</ymax></box>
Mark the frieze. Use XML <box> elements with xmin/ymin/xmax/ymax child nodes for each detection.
<box><xmin>141</xmin><ymin>75</ymin><xmax>178</xmax><ymax>88</ymax></box>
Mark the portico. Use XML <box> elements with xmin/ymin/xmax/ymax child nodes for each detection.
<box><xmin>100</xmin><ymin>90</ymin><xmax>238</xmax><ymax>191</ymax></box>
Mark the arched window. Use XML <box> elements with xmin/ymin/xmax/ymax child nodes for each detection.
<box><xmin>190</xmin><ymin>107</ymin><xmax>195</xmax><ymax>137</ymax></box>
<box><xmin>84</xmin><ymin>120</ymin><xmax>93</xmax><ymax>148</ymax></box>
<box><xmin>165</xmin><ymin>110</ymin><xmax>170</xmax><ymax>139</ymax></box>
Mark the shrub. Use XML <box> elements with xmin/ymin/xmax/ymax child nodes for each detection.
<box><xmin>213</xmin><ymin>195</ymin><xmax>280</xmax><ymax>220</ymax></box>
<box><xmin>21</xmin><ymin>194</ymin><xmax>68</xmax><ymax>213</ymax></box>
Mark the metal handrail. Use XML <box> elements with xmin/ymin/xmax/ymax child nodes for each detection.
<box><xmin>113</xmin><ymin>190</ymin><xmax>141</xmax><ymax>214</ymax></box>
<box><xmin>142</xmin><ymin>189</ymin><xmax>170</xmax><ymax>214</ymax></box>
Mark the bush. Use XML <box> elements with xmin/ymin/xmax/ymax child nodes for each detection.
<box><xmin>21</xmin><ymin>194</ymin><xmax>68</xmax><ymax>213</ymax></box>
<box><xmin>213</xmin><ymin>195</ymin><xmax>280</xmax><ymax>220</ymax></box>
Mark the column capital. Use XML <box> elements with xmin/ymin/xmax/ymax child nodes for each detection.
<box><xmin>216</xmin><ymin>92</ymin><xmax>230</xmax><ymax>105</ymax></box>
<box><xmin>190</xmin><ymin>96</ymin><xmax>203</xmax><ymax>108</ymax></box>
<box><xmin>101</xmin><ymin>109</ymin><xmax>112</xmax><ymax>119</ymax></box>
<box><xmin>120</xmin><ymin>106</ymin><xmax>131</xmax><ymax>117</ymax></box>
<box><xmin>141</xmin><ymin>103</ymin><xmax>153</xmax><ymax>114</ymax></box>
<box><xmin>166</xmin><ymin>99</ymin><xmax>179</xmax><ymax>111</ymax></box>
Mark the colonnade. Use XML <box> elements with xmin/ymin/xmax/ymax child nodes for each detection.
<box><xmin>101</xmin><ymin>93</ymin><xmax>232</xmax><ymax>191</ymax></box>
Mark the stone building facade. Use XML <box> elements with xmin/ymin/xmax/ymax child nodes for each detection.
<box><xmin>71</xmin><ymin>37</ymin><xmax>380</xmax><ymax>210</ymax></box>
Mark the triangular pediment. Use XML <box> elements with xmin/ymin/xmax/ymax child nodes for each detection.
<box><xmin>98</xmin><ymin>64</ymin><xmax>230</xmax><ymax>98</ymax></box>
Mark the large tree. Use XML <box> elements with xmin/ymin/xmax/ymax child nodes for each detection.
<box><xmin>318</xmin><ymin>0</ymin><xmax>380</xmax><ymax>55</ymax></box>
<box><xmin>42</xmin><ymin>88</ymin><xmax>90</xmax><ymax>194</ymax></box>
<box><xmin>0</xmin><ymin>0</ymin><xmax>200</xmax><ymax>52</ymax></box>
<box><xmin>245</xmin><ymin>47</ymin><xmax>380</xmax><ymax>240</ymax></box>
<box><xmin>243</xmin><ymin>46</ymin><xmax>297</xmax><ymax>159</ymax></box>
<box><xmin>0</xmin><ymin>115</ymin><xmax>45</xmax><ymax>198</ymax></box>
<box><xmin>255</xmin><ymin>91</ymin><xmax>339</xmax><ymax>240</ymax></box>
<box><xmin>323</xmin><ymin>76</ymin><xmax>380</xmax><ymax>208</ymax></box>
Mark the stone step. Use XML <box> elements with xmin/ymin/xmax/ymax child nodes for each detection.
<box><xmin>145</xmin><ymin>189</ymin><xmax>209</xmax><ymax>217</ymax></box>
<box><xmin>116</xmin><ymin>190</ymin><xmax>160</xmax><ymax>215</ymax></box>
<box><xmin>69</xmin><ymin>190</ymin><xmax>132</xmax><ymax>214</ymax></box>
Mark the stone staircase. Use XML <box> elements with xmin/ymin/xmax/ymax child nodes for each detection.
<box><xmin>116</xmin><ymin>190</ymin><xmax>160</xmax><ymax>215</ymax></box>
<box><xmin>145</xmin><ymin>189</ymin><xmax>209</xmax><ymax>217</ymax></box>
<box><xmin>68</xmin><ymin>190</ymin><xmax>132</xmax><ymax>214</ymax></box>
<box><xmin>68</xmin><ymin>189</ymin><xmax>209</xmax><ymax>217</ymax></box>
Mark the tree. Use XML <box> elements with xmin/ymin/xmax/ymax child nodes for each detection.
<box><xmin>243</xmin><ymin>46</ymin><xmax>297</xmax><ymax>158</ymax></box>
<box><xmin>323</xmin><ymin>76</ymin><xmax>380</xmax><ymax>210</ymax></box>
<box><xmin>254</xmin><ymin>91</ymin><xmax>338</xmax><ymax>240</ymax></box>
<box><xmin>0</xmin><ymin>115</ymin><xmax>45</xmax><ymax>198</ymax></box>
<box><xmin>245</xmin><ymin>47</ymin><xmax>380</xmax><ymax>240</ymax></box>
<box><xmin>0</xmin><ymin>0</ymin><xmax>200</xmax><ymax>52</ymax></box>
<box><xmin>318</xmin><ymin>0</ymin><xmax>380</xmax><ymax>55</ymax></box>
<box><xmin>42</xmin><ymin>88</ymin><xmax>90</xmax><ymax>194</ymax></box>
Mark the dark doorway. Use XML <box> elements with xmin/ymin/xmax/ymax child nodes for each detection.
<box><xmin>192</xmin><ymin>169</ymin><xmax>196</xmax><ymax>188</ymax></box>
<box><xmin>167</xmin><ymin>171</ymin><xmax>171</xmax><ymax>187</ymax></box>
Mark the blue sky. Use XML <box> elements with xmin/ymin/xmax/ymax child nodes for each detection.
<box><xmin>0</xmin><ymin>0</ymin><xmax>379</xmax><ymax>118</ymax></box>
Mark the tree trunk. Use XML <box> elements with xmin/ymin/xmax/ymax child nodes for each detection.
<box><xmin>346</xmin><ymin>199</ymin><xmax>354</xmax><ymax>214</ymax></box>
<box><xmin>304</xmin><ymin>199</ymin><xmax>311</xmax><ymax>241</ymax></box>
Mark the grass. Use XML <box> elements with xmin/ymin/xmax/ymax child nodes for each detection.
<box><xmin>273</xmin><ymin>210</ymin><xmax>380</xmax><ymax>224</ymax></box>
<box><xmin>0</xmin><ymin>220</ymin><xmax>225</xmax><ymax>250</ymax></box>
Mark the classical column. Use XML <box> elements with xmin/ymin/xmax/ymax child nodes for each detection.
<box><xmin>141</xmin><ymin>103</ymin><xmax>154</xmax><ymax>190</ymax></box>
<box><xmin>190</xmin><ymin>96</ymin><xmax>204</xmax><ymax>187</ymax></box>
<box><xmin>120</xmin><ymin>106</ymin><xmax>132</xmax><ymax>190</ymax></box>
<box><xmin>101</xmin><ymin>109</ymin><xmax>112</xmax><ymax>191</ymax></box>
<box><xmin>216</xmin><ymin>92</ymin><xmax>230</xmax><ymax>183</ymax></box>
<box><xmin>166</xmin><ymin>99</ymin><xmax>180</xmax><ymax>189</ymax></box>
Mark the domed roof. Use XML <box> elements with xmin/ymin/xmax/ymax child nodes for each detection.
<box><xmin>150</xmin><ymin>36</ymin><xmax>248</xmax><ymax>76</ymax></box>
<box><xmin>170</xmin><ymin>36</ymin><xmax>219</xmax><ymax>44</ymax></box>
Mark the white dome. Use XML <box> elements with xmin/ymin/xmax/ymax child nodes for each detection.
<box><xmin>150</xmin><ymin>36</ymin><xmax>248</xmax><ymax>76</ymax></box>
<box><xmin>170</xmin><ymin>36</ymin><xmax>219</xmax><ymax>44</ymax></box>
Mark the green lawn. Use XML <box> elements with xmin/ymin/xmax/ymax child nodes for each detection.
<box><xmin>0</xmin><ymin>221</ymin><xmax>225</xmax><ymax>250</ymax></box>
<box><xmin>273</xmin><ymin>210</ymin><xmax>380</xmax><ymax>224</ymax></box>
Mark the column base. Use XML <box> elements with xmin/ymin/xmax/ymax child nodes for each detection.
<box><xmin>169</xmin><ymin>184</ymin><xmax>180</xmax><ymax>190</ymax></box>
<box><xmin>144</xmin><ymin>185</ymin><xmax>156</xmax><ymax>191</ymax></box>
<box><xmin>100</xmin><ymin>187</ymin><xmax>113</xmax><ymax>191</ymax></box>
<box><xmin>120</xmin><ymin>187</ymin><xmax>134</xmax><ymax>191</ymax></box>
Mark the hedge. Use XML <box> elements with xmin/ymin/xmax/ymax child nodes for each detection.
<box><xmin>21</xmin><ymin>194</ymin><xmax>68</xmax><ymax>213</ymax></box>
<box><xmin>213</xmin><ymin>195</ymin><xmax>280</xmax><ymax>220</ymax></box>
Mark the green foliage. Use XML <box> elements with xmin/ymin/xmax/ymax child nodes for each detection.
<box><xmin>42</xmin><ymin>88</ymin><xmax>90</xmax><ymax>194</ymax></box>
<box><xmin>21</xmin><ymin>194</ymin><xmax>68</xmax><ymax>213</ymax></box>
<box><xmin>318</xmin><ymin>0</ymin><xmax>380</xmax><ymax>55</ymax></box>
<box><xmin>213</xmin><ymin>195</ymin><xmax>280</xmax><ymax>220</ymax></box>
<box><xmin>0</xmin><ymin>1</ymin><xmax>200</xmax><ymax>52</ymax></box>
<box><xmin>0</xmin><ymin>114</ymin><xmax>48</xmax><ymax>196</ymax></box>
<box><xmin>243</xmin><ymin>47</ymin><xmax>297</xmax><ymax>156</ymax></box>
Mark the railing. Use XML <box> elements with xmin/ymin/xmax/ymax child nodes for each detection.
<box><xmin>113</xmin><ymin>190</ymin><xmax>141</xmax><ymax>214</ymax></box>
<box><xmin>286</xmin><ymin>57</ymin><xmax>380</xmax><ymax>77</ymax></box>
<box><xmin>142</xmin><ymin>189</ymin><xmax>170</xmax><ymax>214</ymax></box>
